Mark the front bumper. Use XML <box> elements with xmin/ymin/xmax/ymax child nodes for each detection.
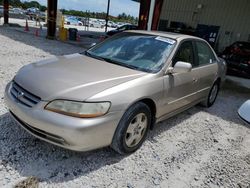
<box><xmin>4</xmin><ymin>82</ymin><xmax>124</xmax><ymax>151</ymax></box>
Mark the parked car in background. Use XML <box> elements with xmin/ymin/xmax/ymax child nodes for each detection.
<box><xmin>25</xmin><ymin>7</ymin><xmax>43</xmax><ymax>21</ymax></box>
<box><xmin>89</xmin><ymin>20</ymin><xmax>104</xmax><ymax>28</ymax></box>
<box><xmin>65</xmin><ymin>16</ymin><xmax>83</xmax><ymax>26</ymax></box>
<box><xmin>107</xmin><ymin>24</ymin><xmax>138</xmax><ymax>36</ymax></box>
<box><xmin>238</xmin><ymin>100</ymin><xmax>250</xmax><ymax>124</ymax></box>
<box><xmin>12</xmin><ymin>8</ymin><xmax>25</xmax><ymax>15</ymax></box>
<box><xmin>26</xmin><ymin>7</ymin><xmax>39</xmax><ymax>16</ymax></box>
<box><xmin>0</xmin><ymin>5</ymin><xmax>3</xmax><ymax>14</ymax></box>
<box><xmin>116</xmin><ymin>22</ymin><xmax>125</xmax><ymax>28</ymax></box>
<box><xmin>219</xmin><ymin>41</ymin><xmax>250</xmax><ymax>78</ymax></box>
<box><xmin>5</xmin><ymin>31</ymin><xmax>226</xmax><ymax>154</ymax></box>
<box><xmin>1</xmin><ymin>7</ymin><xmax>28</xmax><ymax>19</ymax></box>
<box><xmin>107</xmin><ymin>21</ymin><xmax>117</xmax><ymax>28</ymax></box>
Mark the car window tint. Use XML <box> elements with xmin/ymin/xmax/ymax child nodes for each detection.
<box><xmin>196</xmin><ymin>41</ymin><xmax>215</xmax><ymax>66</ymax></box>
<box><xmin>173</xmin><ymin>41</ymin><xmax>195</xmax><ymax>67</ymax></box>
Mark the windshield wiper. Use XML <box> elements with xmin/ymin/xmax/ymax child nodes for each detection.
<box><xmin>102</xmin><ymin>57</ymin><xmax>140</xmax><ymax>71</ymax></box>
<box><xmin>84</xmin><ymin>51</ymin><xmax>106</xmax><ymax>61</ymax></box>
<box><xmin>85</xmin><ymin>52</ymin><xmax>141</xmax><ymax>71</ymax></box>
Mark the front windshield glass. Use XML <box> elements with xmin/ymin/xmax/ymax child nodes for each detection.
<box><xmin>87</xmin><ymin>33</ymin><xmax>176</xmax><ymax>73</ymax></box>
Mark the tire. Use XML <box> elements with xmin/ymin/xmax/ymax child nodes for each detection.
<box><xmin>111</xmin><ymin>102</ymin><xmax>151</xmax><ymax>154</ymax></box>
<box><xmin>201</xmin><ymin>81</ymin><xmax>220</xmax><ymax>108</ymax></box>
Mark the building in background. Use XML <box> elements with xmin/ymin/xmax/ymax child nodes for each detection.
<box><xmin>136</xmin><ymin>0</ymin><xmax>250</xmax><ymax>52</ymax></box>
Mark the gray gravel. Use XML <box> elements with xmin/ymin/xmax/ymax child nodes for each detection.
<box><xmin>0</xmin><ymin>27</ymin><xmax>250</xmax><ymax>188</ymax></box>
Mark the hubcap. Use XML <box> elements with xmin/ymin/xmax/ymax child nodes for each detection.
<box><xmin>125</xmin><ymin>113</ymin><xmax>148</xmax><ymax>148</ymax></box>
<box><xmin>209</xmin><ymin>84</ymin><xmax>218</xmax><ymax>104</ymax></box>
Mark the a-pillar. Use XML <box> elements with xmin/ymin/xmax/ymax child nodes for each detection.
<box><xmin>47</xmin><ymin>0</ymin><xmax>58</xmax><ymax>39</ymax></box>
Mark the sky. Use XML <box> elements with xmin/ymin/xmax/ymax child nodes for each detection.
<box><xmin>34</xmin><ymin>0</ymin><xmax>140</xmax><ymax>17</ymax></box>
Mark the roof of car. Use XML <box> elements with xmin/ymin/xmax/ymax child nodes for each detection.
<box><xmin>126</xmin><ymin>30</ymin><xmax>202</xmax><ymax>41</ymax></box>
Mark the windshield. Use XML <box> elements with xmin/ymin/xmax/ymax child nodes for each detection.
<box><xmin>87</xmin><ymin>33</ymin><xmax>176</xmax><ymax>73</ymax></box>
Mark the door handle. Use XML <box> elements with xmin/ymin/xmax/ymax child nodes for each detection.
<box><xmin>192</xmin><ymin>78</ymin><xmax>198</xmax><ymax>83</ymax></box>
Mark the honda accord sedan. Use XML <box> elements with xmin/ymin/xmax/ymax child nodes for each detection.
<box><xmin>5</xmin><ymin>31</ymin><xmax>226</xmax><ymax>154</ymax></box>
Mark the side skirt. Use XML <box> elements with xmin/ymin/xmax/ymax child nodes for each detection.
<box><xmin>155</xmin><ymin>98</ymin><xmax>205</xmax><ymax>124</ymax></box>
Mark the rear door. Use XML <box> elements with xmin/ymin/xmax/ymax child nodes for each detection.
<box><xmin>193</xmin><ymin>40</ymin><xmax>218</xmax><ymax>100</ymax></box>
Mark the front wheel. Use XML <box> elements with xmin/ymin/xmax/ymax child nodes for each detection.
<box><xmin>111</xmin><ymin>102</ymin><xmax>151</xmax><ymax>154</ymax></box>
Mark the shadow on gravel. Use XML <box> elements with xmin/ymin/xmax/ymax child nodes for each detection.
<box><xmin>200</xmin><ymin>77</ymin><xmax>250</xmax><ymax>128</ymax></box>
<box><xmin>0</xmin><ymin>26</ymin><xmax>84</xmax><ymax>56</ymax></box>
<box><xmin>0</xmin><ymin>112</ymin><xmax>125</xmax><ymax>184</ymax></box>
<box><xmin>0</xmin><ymin>106</ymin><xmax>202</xmax><ymax>185</ymax></box>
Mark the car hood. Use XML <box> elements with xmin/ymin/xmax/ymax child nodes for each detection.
<box><xmin>14</xmin><ymin>53</ymin><xmax>146</xmax><ymax>101</ymax></box>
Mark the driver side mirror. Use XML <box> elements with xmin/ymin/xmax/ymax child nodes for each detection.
<box><xmin>167</xmin><ymin>61</ymin><xmax>192</xmax><ymax>74</ymax></box>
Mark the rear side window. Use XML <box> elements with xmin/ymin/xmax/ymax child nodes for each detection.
<box><xmin>195</xmin><ymin>41</ymin><xmax>216</xmax><ymax>66</ymax></box>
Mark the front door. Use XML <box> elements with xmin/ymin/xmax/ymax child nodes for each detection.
<box><xmin>161</xmin><ymin>41</ymin><xmax>199</xmax><ymax>116</ymax></box>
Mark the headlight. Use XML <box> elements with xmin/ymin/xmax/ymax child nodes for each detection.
<box><xmin>45</xmin><ymin>100</ymin><xmax>111</xmax><ymax>118</ymax></box>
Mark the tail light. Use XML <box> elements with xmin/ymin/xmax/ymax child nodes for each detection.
<box><xmin>248</xmin><ymin>61</ymin><xmax>250</xmax><ymax>65</ymax></box>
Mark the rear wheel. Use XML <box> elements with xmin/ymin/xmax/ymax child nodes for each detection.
<box><xmin>201</xmin><ymin>81</ymin><xmax>220</xmax><ymax>107</ymax></box>
<box><xmin>111</xmin><ymin>102</ymin><xmax>151</xmax><ymax>154</ymax></box>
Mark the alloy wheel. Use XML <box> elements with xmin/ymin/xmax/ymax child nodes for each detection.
<box><xmin>125</xmin><ymin>113</ymin><xmax>148</xmax><ymax>148</ymax></box>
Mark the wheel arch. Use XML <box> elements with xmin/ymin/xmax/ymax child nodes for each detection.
<box><xmin>124</xmin><ymin>98</ymin><xmax>157</xmax><ymax>130</ymax></box>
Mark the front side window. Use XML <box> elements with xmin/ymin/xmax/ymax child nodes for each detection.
<box><xmin>87</xmin><ymin>33</ymin><xmax>176</xmax><ymax>73</ymax></box>
<box><xmin>173</xmin><ymin>41</ymin><xmax>195</xmax><ymax>67</ymax></box>
<box><xmin>196</xmin><ymin>41</ymin><xmax>215</xmax><ymax>66</ymax></box>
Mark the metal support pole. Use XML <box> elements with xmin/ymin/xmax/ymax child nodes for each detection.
<box><xmin>47</xmin><ymin>0</ymin><xmax>58</xmax><ymax>39</ymax></box>
<box><xmin>3</xmin><ymin>0</ymin><xmax>9</xmax><ymax>25</ymax></box>
<box><xmin>105</xmin><ymin>0</ymin><xmax>110</xmax><ymax>32</ymax></box>
<box><xmin>147</xmin><ymin>0</ymin><xmax>155</xmax><ymax>31</ymax></box>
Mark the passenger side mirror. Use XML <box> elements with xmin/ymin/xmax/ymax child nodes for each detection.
<box><xmin>168</xmin><ymin>61</ymin><xmax>192</xmax><ymax>74</ymax></box>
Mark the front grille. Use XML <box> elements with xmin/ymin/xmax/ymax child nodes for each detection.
<box><xmin>10</xmin><ymin>82</ymin><xmax>41</xmax><ymax>108</ymax></box>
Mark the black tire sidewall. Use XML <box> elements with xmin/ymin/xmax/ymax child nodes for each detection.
<box><xmin>207</xmin><ymin>81</ymin><xmax>220</xmax><ymax>107</ymax></box>
<box><xmin>111</xmin><ymin>102</ymin><xmax>151</xmax><ymax>154</ymax></box>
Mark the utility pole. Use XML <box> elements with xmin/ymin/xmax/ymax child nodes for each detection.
<box><xmin>47</xmin><ymin>0</ymin><xmax>58</xmax><ymax>39</ymax></box>
<box><xmin>147</xmin><ymin>0</ymin><xmax>155</xmax><ymax>31</ymax></box>
<box><xmin>105</xmin><ymin>0</ymin><xmax>110</xmax><ymax>32</ymax></box>
<box><xmin>3</xmin><ymin>0</ymin><xmax>9</xmax><ymax>25</ymax></box>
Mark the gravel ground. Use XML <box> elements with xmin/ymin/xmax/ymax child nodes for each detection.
<box><xmin>0</xmin><ymin>27</ymin><xmax>250</xmax><ymax>188</ymax></box>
